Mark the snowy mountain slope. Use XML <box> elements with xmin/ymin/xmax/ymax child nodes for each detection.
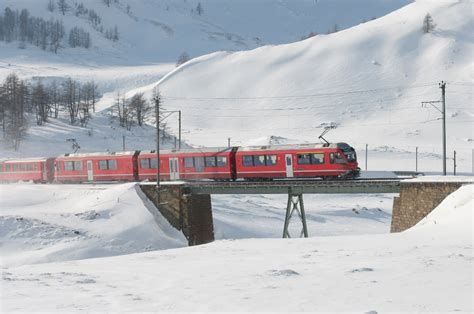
<box><xmin>148</xmin><ymin>0</ymin><xmax>474</xmax><ymax>171</ymax></box>
<box><xmin>1</xmin><ymin>183</ymin><xmax>472</xmax><ymax>312</ymax></box>
<box><xmin>0</xmin><ymin>0</ymin><xmax>415</xmax><ymax>159</ymax></box>
<box><xmin>0</xmin><ymin>0</ymin><xmax>412</xmax><ymax>64</ymax></box>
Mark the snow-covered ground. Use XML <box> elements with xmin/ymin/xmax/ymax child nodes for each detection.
<box><xmin>0</xmin><ymin>183</ymin><xmax>187</xmax><ymax>268</ymax></box>
<box><xmin>0</xmin><ymin>182</ymin><xmax>395</xmax><ymax>268</ymax></box>
<box><xmin>1</xmin><ymin>182</ymin><xmax>472</xmax><ymax>312</ymax></box>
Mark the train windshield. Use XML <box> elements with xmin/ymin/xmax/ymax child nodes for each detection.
<box><xmin>337</xmin><ymin>143</ymin><xmax>357</xmax><ymax>163</ymax></box>
<box><xmin>345</xmin><ymin>152</ymin><xmax>357</xmax><ymax>162</ymax></box>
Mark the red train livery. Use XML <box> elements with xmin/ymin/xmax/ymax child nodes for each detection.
<box><xmin>0</xmin><ymin>157</ymin><xmax>55</xmax><ymax>183</ymax></box>
<box><xmin>0</xmin><ymin>142</ymin><xmax>359</xmax><ymax>183</ymax></box>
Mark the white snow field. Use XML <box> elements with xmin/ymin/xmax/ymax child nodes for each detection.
<box><xmin>0</xmin><ymin>183</ymin><xmax>187</xmax><ymax>268</ymax></box>
<box><xmin>150</xmin><ymin>0</ymin><xmax>473</xmax><ymax>172</ymax></box>
<box><xmin>1</xmin><ymin>183</ymin><xmax>472</xmax><ymax>312</ymax></box>
<box><xmin>0</xmin><ymin>182</ymin><xmax>395</xmax><ymax>268</ymax></box>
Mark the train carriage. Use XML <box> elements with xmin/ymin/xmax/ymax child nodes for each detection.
<box><xmin>0</xmin><ymin>157</ymin><xmax>55</xmax><ymax>183</ymax></box>
<box><xmin>138</xmin><ymin>147</ymin><xmax>236</xmax><ymax>181</ymax></box>
<box><xmin>55</xmin><ymin>151</ymin><xmax>138</xmax><ymax>183</ymax></box>
<box><xmin>235</xmin><ymin>143</ymin><xmax>359</xmax><ymax>180</ymax></box>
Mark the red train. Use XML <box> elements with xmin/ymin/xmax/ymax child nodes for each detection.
<box><xmin>0</xmin><ymin>142</ymin><xmax>359</xmax><ymax>183</ymax></box>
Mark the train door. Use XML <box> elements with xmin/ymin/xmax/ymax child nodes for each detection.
<box><xmin>169</xmin><ymin>158</ymin><xmax>180</xmax><ymax>180</ymax></box>
<box><xmin>285</xmin><ymin>154</ymin><xmax>294</xmax><ymax>178</ymax></box>
<box><xmin>87</xmin><ymin>160</ymin><xmax>93</xmax><ymax>181</ymax></box>
<box><xmin>42</xmin><ymin>162</ymin><xmax>48</xmax><ymax>182</ymax></box>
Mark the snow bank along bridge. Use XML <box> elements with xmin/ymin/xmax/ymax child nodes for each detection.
<box><xmin>139</xmin><ymin>178</ymin><xmax>472</xmax><ymax>246</ymax></box>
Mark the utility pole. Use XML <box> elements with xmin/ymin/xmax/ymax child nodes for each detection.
<box><xmin>415</xmin><ymin>146</ymin><xmax>418</xmax><ymax>172</ymax></box>
<box><xmin>453</xmin><ymin>150</ymin><xmax>457</xmax><ymax>176</ymax></box>
<box><xmin>153</xmin><ymin>90</ymin><xmax>161</xmax><ymax>194</ymax></box>
<box><xmin>122</xmin><ymin>135</ymin><xmax>125</xmax><ymax>151</ymax></box>
<box><xmin>440</xmin><ymin>81</ymin><xmax>447</xmax><ymax>176</ymax></box>
<box><xmin>365</xmin><ymin>144</ymin><xmax>368</xmax><ymax>171</ymax></box>
<box><xmin>178</xmin><ymin>110</ymin><xmax>181</xmax><ymax>150</ymax></box>
<box><xmin>421</xmin><ymin>81</ymin><xmax>447</xmax><ymax>175</ymax></box>
<box><xmin>228</xmin><ymin>137</ymin><xmax>231</xmax><ymax>148</ymax></box>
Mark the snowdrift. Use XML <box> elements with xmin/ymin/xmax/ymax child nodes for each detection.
<box><xmin>0</xmin><ymin>183</ymin><xmax>186</xmax><ymax>267</ymax></box>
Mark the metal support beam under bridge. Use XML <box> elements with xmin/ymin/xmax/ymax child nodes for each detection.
<box><xmin>158</xmin><ymin>179</ymin><xmax>401</xmax><ymax>239</ymax></box>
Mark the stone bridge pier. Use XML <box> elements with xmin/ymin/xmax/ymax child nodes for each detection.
<box><xmin>140</xmin><ymin>184</ymin><xmax>214</xmax><ymax>246</ymax></box>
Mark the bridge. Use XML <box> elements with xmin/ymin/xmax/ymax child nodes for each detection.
<box><xmin>140</xmin><ymin>178</ymin><xmax>401</xmax><ymax>244</ymax></box>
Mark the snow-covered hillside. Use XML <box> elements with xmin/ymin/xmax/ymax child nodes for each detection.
<box><xmin>150</xmin><ymin>0</ymin><xmax>473</xmax><ymax>172</ymax></box>
<box><xmin>0</xmin><ymin>0</ymin><xmax>412</xmax><ymax>64</ymax></box>
<box><xmin>1</xmin><ymin>182</ymin><xmax>472</xmax><ymax>312</ymax></box>
<box><xmin>0</xmin><ymin>0</ymin><xmax>418</xmax><ymax>161</ymax></box>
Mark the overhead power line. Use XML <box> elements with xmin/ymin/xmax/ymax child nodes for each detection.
<box><xmin>162</xmin><ymin>83</ymin><xmax>439</xmax><ymax>101</ymax></box>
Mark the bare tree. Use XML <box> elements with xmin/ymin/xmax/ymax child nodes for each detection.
<box><xmin>47</xmin><ymin>80</ymin><xmax>60</xmax><ymax>118</ymax></box>
<box><xmin>2</xmin><ymin>74</ymin><xmax>28</xmax><ymax>150</ymax></box>
<box><xmin>31</xmin><ymin>80</ymin><xmax>50</xmax><ymax>125</ymax></box>
<box><xmin>47</xmin><ymin>0</ymin><xmax>56</xmax><ymax>12</ymax></box>
<box><xmin>62</xmin><ymin>78</ymin><xmax>79</xmax><ymax>124</ymax></box>
<box><xmin>57</xmin><ymin>0</ymin><xmax>69</xmax><ymax>15</ymax></box>
<box><xmin>422</xmin><ymin>13</ymin><xmax>436</xmax><ymax>33</ymax></box>
<box><xmin>129</xmin><ymin>93</ymin><xmax>151</xmax><ymax>126</ymax></box>
<box><xmin>176</xmin><ymin>52</ymin><xmax>190</xmax><ymax>67</ymax></box>
<box><xmin>196</xmin><ymin>2</ymin><xmax>203</xmax><ymax>15</ymax></box>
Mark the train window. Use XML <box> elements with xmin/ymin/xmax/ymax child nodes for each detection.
<box><xmin>205</xmin><ymin>156</ymin><xmax>217</xmax><ymax>167</ymax></box>
<box><xmin>64</xmin><ymin>161</ymin><xmax>74</xmax><ymax>171</ymax></box>
<box><xmin>216</xmin><ymin>156</ymin><xmax>227</xmax><ymax>167</ymax></box>
<box><xmin>99</xmin><ymin>160</ymin><xmax>108</xmax><ymax>170</ymax></box>
<box><xmin>329</xmin><ymin>153</ymin><xmax>335</xmax><ymax>164</ymax></box>
<box><xmin>345</xmin><ymin>153</ymin><xmax>356</xmax><ymax>162</ymax></box>
<box><xmin>6</xmin><ymin>164</ymin><xmax>12</xmax><ymax>172</ymax></box>
<box><xmin>297</xmin><ymin>154</ymin><xmax>311</xmax><ymax>165</ymax></box>
<box><xmin>195</xmin><ymin>157</ymin><xmax>205</xmax><ymax>171</ymax></box>
<box><xmin>140</xmin><ymin>159</ymin><xmax>150</xmax><ymax>169</ymax></box>
<box><xmin>74</xmin><ymin>161</ymin><xmax>83</xmax><ymax>171</ymax></box>
<box><xmin>254</xmin><ymin>155</ymin><xmax>266</xmax><ymax>166</ymax></box>
<box><xmin>150</xmin><ymin>158</ymin><xmax>158</xmax><ymax>169</ymax></box>
<box><xmin>26</xmin><ymin>164</ymin><xmax>33</xmax><ymax>171</ymax></box>
<box><xmin>312</xmin><ymin>153</ymin><xmax>325</xmax><ymax>164</ymax></box>
<box><xmin>0</xmin><ymin>164</ymin><xmax>3</xmax><ymax>172</ymax></box>
<box><xmin>99</xmin><ymin>159</ymin><xmax>117</xmax><ymax>170</ymax></box>
<box><xmin>335</xmin><ymin>153</ymin><xmax>346</xmax><ymax>164</ymax></box>
<box><xmin>243</xmin><ymin>156</ymin><xmax>253</xmax><ymax>167</ymax></box>
<box><xmin>32</xmin><ymin>164</ymin><xmax>39</xmax><ymax>171</ymax></box>
<box><xmin>184</xmin><ymin>157</ymin><xmax>194</xmax><ymax>168</ymax></box>
<box><xmin>108</xmin><ymin>160</ymin><xmax>117</xmax><ymax>170</ymax></box>
<box><xmin>266</xmin><ymin>155</ymin><xmax>277</xmax><ymax>166</ymax></box>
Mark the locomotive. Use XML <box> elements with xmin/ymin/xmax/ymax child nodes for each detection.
<box><xmin>0</xmin><ymin>142</ymin><xmax>359</xmax><ymax>183</ymax></box>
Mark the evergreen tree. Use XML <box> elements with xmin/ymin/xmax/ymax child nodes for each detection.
<box><xmin>422</xmin><ymin>13</ymin><xmax>436</xmax><ymax>33</ymax></box>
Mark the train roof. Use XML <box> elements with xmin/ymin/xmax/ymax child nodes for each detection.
<box><xmin>140</xmin><ymin>147</ymin><xmax>234</xmax><ymax>155</ymax></box>
<box><xmin>238</xmin><ymin>142</ymin><xmax>350</xmax><ymax>152</ymax></box>
<box><xmin>0</xmin><ymin>157</ymin><xmax>51</xmax><ymax>163</ymax></box>
<box><xmin>56</xmin><ymin>151</ymin><xmax>138</xmax><ymax>158</ymax></box>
